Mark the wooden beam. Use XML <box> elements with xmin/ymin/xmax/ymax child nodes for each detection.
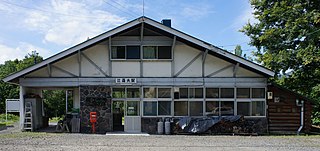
<box><xmin>206</xmin><ymin>64</ymin><xmax>233</xmax><ymax>77</ymax></box>
<box><xmin>202</xmin><ymin>49</ymin><xmax>208</xmax><ymax>77</ymax></box>
<box><xmin>78</xmin><ymin>50</ymin><xmax>81</xmax><ymax>77</ymax></box>
<box><xmin>51</xmin><ymin>65</ymin><xmax>78</xmax><ymax>77</ymax></box>
<box><xmin>47</xmin><ymin>64</ymin><xmax>51</xmax><ymax>77</ymax></box>
<box><xmin>81</xmin><ymin>52</ymin><xmax>110</xmax><ymax>77</ymax></box>
<box><xmin>140</xmin><ymin>23</ymin><xmax>144</xmax><ymax>77</ymax></box>
<box><xmin>108</xmin><ymin>37</ymin><xmax>112</xmax><ymax>77</ymax></box>
<box><xmin>171</xmin><ymin>36</ymin><xmax>176</xmax><ymax>77</ymax></box>
<box><xmin>233</xmin><ymin>63</ymin><xmax>240</xmax><ymax>77</ymax></box>
<box><xmin>174</xmin><ymin>52</ymin><xmax>202</xmax><ymax>77</ymax></box>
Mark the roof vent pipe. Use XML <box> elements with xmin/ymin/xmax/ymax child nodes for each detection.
<box><xmin>161</xmin><ymin>19</ymin><xmax>171</xmax><ymax>27</ymax></box>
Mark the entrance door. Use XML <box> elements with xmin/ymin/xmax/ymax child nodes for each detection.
<box><xmin>112</xmin><ymin>101</ymin><xmax>124</xmax><ymax>131</ymax></box>
<box><xmin>124</xmin><ymin>101</ymin><xmax>141</xmax><ymax>132</ymax></box>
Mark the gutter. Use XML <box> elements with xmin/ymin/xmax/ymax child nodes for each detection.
<box><xmin>296</xmin><ymin>99</ymin><xmax>304</xmax><ymax>135</ymax></box>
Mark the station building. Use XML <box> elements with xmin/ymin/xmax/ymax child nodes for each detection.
<box><xmin>3</xmin><ymin>16</ymin><xmax>312</xmax><ymax>134</ymax></box>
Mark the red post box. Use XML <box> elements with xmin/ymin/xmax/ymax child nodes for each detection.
<box><xmin>90</xmin><ymin>112</ymin><xmax>97</xmax><ymax>133</ymax></box>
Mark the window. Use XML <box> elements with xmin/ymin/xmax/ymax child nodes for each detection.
<box><xmin>174</xmin><ymin>101</ymin><xmax>188</xmax><ymax>116</ymax></box>
<box><xmin>158</xmin><ymin>101</ymin><xmax>171</xmax><ymax>115</ymax></box>
<box><xmin>252</xmin><ymin>101</ymin><xmax>265</xmax><ymax>116</ymax></box>
<box><xmin>112</xmin><ymin>88</ymin><xmax>125</xmax><ymax>98</ymax></box>
<box><xmin>158</xmin><ymin>46</ymin><xmax>171</xmax><ymax>59</ymax></box>
<box><xmin>111</xmin><ymin>46</ymin><xmax>125</xmax><ymax>59</ymax></box>
<box><xmin>127</xmin><ymin>101</ymin><xmax>140</xmax><ymax>116</ymax></box>
<box><xmin>206</xmin><ymin>88</ymin><xmax>219</xmax><ymax>98</ymax></box>
<box><xmin>179</xmin><ymin>88</ymin><xmax>188</xmax><ymax>99</ymax></box>
<box><xmin>127</xmin><ymin>88</ymin><xmax>140</xmax><ymax>98</ymax></box>
<box><xmin>252</xmin><ymin>88</ymin><xmax>265</xmax><ymax>98</ymax></box>
<box><xmin>237</xmin><ymin>102</ymin><xmax>250</xmax><ymax>116</ymax></box>
<box><xmin>205</xmin><ymin>101</ymin><xmax>219</xmax><ymax>116</ymax></box>
<box><xmin>143</xmin><ymin>46</ymin><xmax>156</xmax><ymax>59</ymax></box>
<box><xmin>237</xmin><ymin>88</ymin><xmax>250</xmax><ymax>98</ymax></box>
<box><xmin>189</xmin><ymin>88</ymin><xmax>203</xmax><ymax>98</ymax></box>
<box><xmin>190</xmin><ymin>101</ymin><xmax>203</xmax><ymax>116</ymax></box>
<box><xmin>158</xmin><ymin>88</ymin><xmax>171</xmax><ymax>98</ymax></box>
<box><xmin>220</xmin><ymin>101</ymin><xmax>234</xmax><ymax>116</ymax></box>
<box><xmin>221</xmin><ymin>88</ymin><xmax>234</xmax><ymax>98</ymax></box>
<box><xmin>143</xmin><ymin>101</ymin><xmax>157</xmax><ymax>116</ymax></box>
<box><xmin>144</xmin><ymin>87</ymin><xmax>157</xmax><ymax>98</ymax></box>
<box><xmin>126</xmin><ymin>46</ymin><xmax>140</xmax><ymax>59</ymax></box>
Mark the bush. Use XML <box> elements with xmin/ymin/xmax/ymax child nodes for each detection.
<box><xmin>0</xmin><ymin>114</ymin><xmax>19</xmax><ymax>126</ymax></box>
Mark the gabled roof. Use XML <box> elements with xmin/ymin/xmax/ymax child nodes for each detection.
<box><xmin>3</xmin><ymin>16</ymin><xmax>274</xmax><ymax>84</ymax></box>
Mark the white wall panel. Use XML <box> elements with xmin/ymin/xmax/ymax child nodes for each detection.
<box><xmin>143</xmin><ymin>62</ymin><xmax>171</xmax><ymax>77</ymax></box>
<box><xmin>82</xmin><ymin>44</ymin><xmax>109</xmax><ymax>75</ymax></box>
<box><xmin>54</xmin><ymin>55</ymin><xmax>79</xmax><ymax>76</ymax></box>
<box><xmin>25</xmin><ymin>67</ymin><xmax>48</xmax><ymax>77</ymax></box>
<box><xmin>236</xmin><ymin>67</ymin><xmax>263</xmax><ymax>77</ymax></box>
<box><xmin>174</xmin><ymin>43</ymin><xmax>202</xmax><ymax>77</ymax></box>
<box><xmin>204</xmin><ymin>54</ymin><xmax>232</xmax><ymax>77</ymax></box>
<box><xmin>112</xmin><ymin>61</ymin><xmax>140</xmax><ymax>77</ymax></box>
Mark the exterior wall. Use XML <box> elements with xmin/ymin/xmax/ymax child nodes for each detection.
<box><xmin>24</xmin><ymin>36</ymin><xmax>265</xmax><ymax>79</ymax></box>
<box><xmin>143</xmin><ymin>62</ymin><xmax>171</xmax><ymax>77</ymax></box>
<box><xmin>53</xmin><ymin>55</ymin><xmax>79</xmax><ymax>77</ymax></box>
<box><xmin>80</xmin><ymin>86</ymin><xmax>112</xmax><ymax>134</ymax></box>
<box><xmin>174</xmin><ymin>43</ymin><xmax>202</xmax><ymax>77</ymax></box>
<box><xmin>112</xmin><ymin>62</ymin><xmax>140</xmax><ymax>77</ymax></box>
<box><xmin>82</xmin><ymin>45</ymin><xmax>109</xmax><ymax>77</ymax></box>
<box><xmin>26</xmin><ymin>67</ymin><xmax>48</xmax><ymax>77</ymax></box>
<box><xmin>267</xmin><ymin>85</ymin><xmax>312</xmax><ymax>133</ymax></box>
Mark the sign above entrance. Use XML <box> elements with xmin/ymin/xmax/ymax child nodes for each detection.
<box><xmin>115</xmin><ymin>78</ymin><xmax>137</xmax><ymax>84</ymax></box>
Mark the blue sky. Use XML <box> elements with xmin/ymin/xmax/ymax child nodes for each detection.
<box><xmin>0</xmin><ymin>0</ymin><xmax>257</xmax><ymax>64</ymax></box>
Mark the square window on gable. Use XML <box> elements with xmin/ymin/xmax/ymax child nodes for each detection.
<box><xmin>111</xmin><ymin>46</ymin><xmax>125</xmax><ymax>59</ymax></box>
<box><xmin>126</xmin><ymin>46</ymin><xmax>140</xmax><ymax>59</ymax></box>
<box><xmin>143</xmin><ymin>46</ymin><xmax>156</xmax><ymax>59</ymax></box>
<box><xmin>158</xmin><ymin>46</ymin><xmax>172</xmax><ymax>59</ymax></box>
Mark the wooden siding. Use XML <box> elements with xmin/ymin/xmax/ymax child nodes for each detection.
<box><xmin>267</xmin><ymin>85</ymin><xmax>312</xmax><ymax>133</ymax></box>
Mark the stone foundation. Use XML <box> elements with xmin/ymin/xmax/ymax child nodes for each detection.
<box><xmin>80</xmin><ymin>86</ymin><xmax>112</xmax><ymax>134</ymax></box>
<box><xmin>141</xmin><ymin>117</ymin><xmax>162</xmax><ymax>134</ymax></box>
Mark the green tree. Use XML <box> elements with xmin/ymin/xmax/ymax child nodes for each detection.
<box><xmin>0</xmin><ymin>52</ymin><xmax>43</xmax><ymax>113</ymax></box>
<box><xmin>234</xmin><ymin>45</ymin><xmax>243</xmax><ymax>57</ymax></box>
<box><xmin>241</xmin><ymin>0</ymin><xmax>320</xmax><ymax>124</ymax></box>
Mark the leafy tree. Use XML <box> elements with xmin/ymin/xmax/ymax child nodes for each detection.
<box><xmin>241</xmin><ymin>0</ymin><xmax>320</xmax><ymax>124</ymax></box>
<box><xmin>42</xmin><ymin>90</ymin><xmax>73</xmax><ymax>118</ymax></box>
<box><xmin>0</xmin><ymin>52</ymin><xmax>43</xmax><ymax>113</ymax></box>
<box><xmin>234</xmin><ymin>45</ymin><xmax>243</xmax><ymax>57</ymax></box>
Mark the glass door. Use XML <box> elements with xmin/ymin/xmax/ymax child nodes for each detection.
<box><xmin>124</xmin><ymin>101</ymin><xmax>141</xmax><ymax>132</ymax></box>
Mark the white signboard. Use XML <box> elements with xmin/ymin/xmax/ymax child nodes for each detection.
<box><xmin>115</xmin><ymin>78</ymin><xmax>137</xmax><ymax>84</ymax></box>
<box><xmin>6</xmin><ymin>99</ymin><xmax>20</xmax><ymax>112</ymax></box>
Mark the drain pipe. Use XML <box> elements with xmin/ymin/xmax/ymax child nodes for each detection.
<box><xmin>296</xmin><ymin>99</ymin><xmax>304</xmax><ymax>135</ymax></box>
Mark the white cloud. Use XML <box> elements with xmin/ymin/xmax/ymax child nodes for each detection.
<box><xmin>23</xmin><ymin>0</ymin><xmax>126</xmax><ymax>46</ymax></box>
<box><xmin>232</xmin><ymin>4</ymin><xmax>258</xmax><ymax>30</ymax></box>
<box><xmin>0</xmin><ymin>43</ymin><xmax>52</xmax><ymax>64</ymax></box>
<box><xmin>180</xmin><ymin>4</ymin><xmax>214</xmax><ymax>20</ymax></box>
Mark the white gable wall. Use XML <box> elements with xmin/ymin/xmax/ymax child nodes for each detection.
<box><xmin>82</xmin><ymin>45</ymin><xmax>109</xmax><ymax>77</ymax></box>
<box><xmin>174</xmin><ymin>42</ymin><xmax>202</xmax><ymax>77</ymax></box>
<box><xmin>24</xmin><ymin>36</ymin><xmax>264</xmax><ymax>78</ymax></box>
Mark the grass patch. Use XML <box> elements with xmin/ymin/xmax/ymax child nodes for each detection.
<box><xmin>0</xmin><ymin>114</ymin><xmax>19</xmax><ymax>126</ymax></box>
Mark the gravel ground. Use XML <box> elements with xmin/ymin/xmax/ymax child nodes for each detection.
<box><xmin>0</xmin><ymin>126</ymin><xmax>320</xmax><ymax>151</ymax></box>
